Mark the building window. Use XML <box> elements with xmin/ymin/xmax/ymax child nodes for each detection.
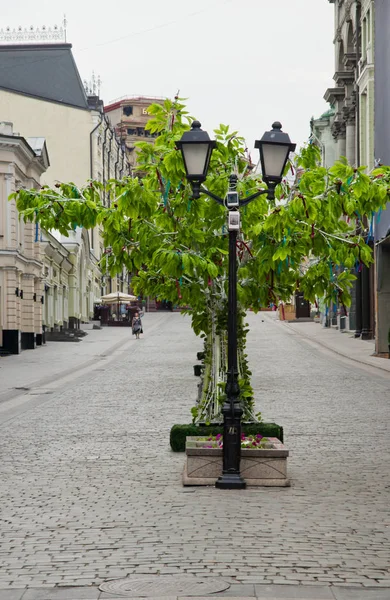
<box><xmin>136</xmin><ymin>127</ymin><xmax>144</xmax><ymax>136</ymax></box>
<box><xmin>123</xmin><ymin>106</ymin><xmax>133</xmax><ymax>116</ymax></box>
<box><xmin>362</xmin><ymin>17</ymin><xmax>367</xmax><ymax>61</ymax></box>
<box><xmin>127</xmin><ymin>128</ymin><xmax>136</xmax><ymax>135</ymax></box>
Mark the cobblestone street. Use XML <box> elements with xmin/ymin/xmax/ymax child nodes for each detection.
<box><xmin>0</xmin><ymin>313</ymin><xmax>389</xmax><ymax>598</ymax></box>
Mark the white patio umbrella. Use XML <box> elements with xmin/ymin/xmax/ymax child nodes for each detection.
<box><xmin>99</xmin><ymin>292</ymin><xmax>138</xmax><ymax>321</ymax></box>
<box><xmin>100</xmin><ymin>292</ymin><xmax>138</xmax><ymax>304</ymax></box>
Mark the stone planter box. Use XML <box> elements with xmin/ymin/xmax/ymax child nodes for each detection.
<box><xmin>183</xmin><ymin>436</ymin><xmax>290</xmax><ymax>487</ymax></box>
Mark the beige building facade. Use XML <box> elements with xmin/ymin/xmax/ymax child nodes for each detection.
<box><xmin>0</xmin><ymin>43</ymin><xmax>130</xmax><ymax>336</ymax></box>
<box><xmin>0</xmin><ymin>122</ymin><xmax>110</xmax><ymax>353</ymax></box>
<box><xmin>0</xmin><ymin>123</ymin><xmax>48</xmax><ymax>353</ymax></box>
<box><xmin>104</xmin><ymin>96</ymin><xmax>165</xmax><ymax>168</ymax></box>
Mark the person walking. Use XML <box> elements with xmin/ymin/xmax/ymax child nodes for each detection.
<box><xmin>132</xmin><ymin>312</ymin><xmax>143</xmax><ymax>339</ymax></box>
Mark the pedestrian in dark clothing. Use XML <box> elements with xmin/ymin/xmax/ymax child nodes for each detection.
<box><xmin>132</xmin><ymin>312</ymin><xmax>143</xmax><ymax>339</ymax></box>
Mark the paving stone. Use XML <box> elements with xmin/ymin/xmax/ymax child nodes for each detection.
<box><xmin>99</xmin><ymin>597</ymin><xmax>177</xmax><ymax>600</ymax></box>
<box><xmin>0</xmin><ymin>313</ymin><xmax>389</xmax><ymax>593</ymax></box>
<box><xmin>254</xmin><ymin>584</ymin><xmax>335</xmax><ymax>598</ymax></box>
<box><xmin>332</xmin><ymin>588</ymin><xmax>390</xmax><ymax>600</ymax></box>
<box><xmin>22</xmin><ymin>586</ymin><xmax>100</xmax><ymax>599</ymax></box>
<box><xmin>179</xmin><ymin>598</ymin><xmax>254</xmax><ymax>600</ymax></box>
<box><xmin>210</xmin><ymin>584</ymin><xmax>255</xmax><ymax>596</ymax></box>
<box><xmin>0</xmin><ymin>591</ymin><xmax>24</xmax><ymax>600</ymax></box>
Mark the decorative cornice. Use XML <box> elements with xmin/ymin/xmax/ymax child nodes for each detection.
<box><xmin>334</xmin><ymin>70</ymin><xmax>355</xmax><ymax>86</ymax></box>
<box><xmin>0</xmin><ymin>248</ymin><xmax>43</xmax><ymax>270</ymax></box>
<box><xmin>0</xmin><ymin>136</ymin><xmax>36</xmax><ymax>166</ymax></box>
<box><xmin>324</xmin><ymin>87</ymin><xmax>345</xmax><ymax>104</ymax></box>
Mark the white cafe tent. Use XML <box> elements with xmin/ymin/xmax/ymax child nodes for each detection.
<box><xmin>100</xmin><ymin>292</ymin><xmax>138</xmax><ymax>304</ymax></box>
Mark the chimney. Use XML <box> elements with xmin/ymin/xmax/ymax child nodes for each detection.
<box><xmin>0</xmin><ymin>122</ymin><xmax>14</xmax><ymax>135</ymax></box>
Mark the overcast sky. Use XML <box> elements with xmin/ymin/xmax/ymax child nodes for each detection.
<box><xmin>2</xmin><ymin>0</ymin><xmax>335</xmax><ymax>152</ymax></box>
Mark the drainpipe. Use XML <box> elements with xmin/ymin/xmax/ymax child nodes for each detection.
<box><xmin>356</xmin><ymin>0</ymin><xmax>361</xmax><ymax>168</ymax></box>
<box><xmin>102</xmin><ymin>119</ymin><xmax>109</xmax><ymax>203</ymax></box>
<box><xmin>119</xmin><ymin>153</ymin><xmax>124</xmax><ymax>179</ymax></box>
<box><xmin>114</xmin><ymin>141</ymin><xmax>120</xmax><ymax>180</ymax></box>
<box><xmin>354</xmin><ymin>1</ymin><xmax>365</xmax><ymax>339</ymax></box>
<box><xmin>356</xmin><ymin>0</ymin><xmax>373</xmax><ymax>340</ymax></box>
<box><xmin>90</xmin><ymin>109</ymin><xmax>103</xmax><ymax>179</ymax></box>
<box><xmin>107</xmin><ymin>126</ymin><xmax>113</xmax><ymax>206</ymax></box>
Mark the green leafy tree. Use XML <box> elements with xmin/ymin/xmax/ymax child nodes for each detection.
<box><xmin>12</xmin><ymin>98</ymin><xmax>390</xmax><ymax>423</ymax></box>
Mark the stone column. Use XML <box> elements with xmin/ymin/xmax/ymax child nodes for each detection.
<box><xmin>361</xmin><ymin>240</ymin><xmax>374</xmax><ymax>341</ymax></box>
<box><xmin>53</xmin><ymin>285</ymin><xmax>58</xmax><ymax>330</ymax></box>
<box><xmin>338</xmin><ymin>131</ymin><xmax>347</xmax><ymax>159</ymax></box>
<box><xmin>361</xmin><ymin>263</ymin><xmax>373</xmax><ymax>340</ymax></box>
<box><xmin>47</xmin><ymin>285</ymin><xmax>54</xmax><ymax>330</ymax></box>
<box><xmin>35</xmin><ymin>278</ymin><xmax>43</xmax><ymax>346</ymax></box>
<box><xmin>3</xmin><ymin>267</ymin><xmax>21</xmax><ymax>353</ymax></box>
<box><xmin>346</xmin><ymin>118</ymin><xmax>356</xmax><ymax>166</ymax></box>
<box><xmin>57</xmin><ymin>285</ymin><xmax>63</xmax><ymax>328</ymax></box>
<box><xmin>68</xmin><ymin>271</ymin><xmax>78</xmax><ymax>329</ymax></box>
<box><xmin>332</xmin><ymin>121</ymin><xmax>347</xmax><ymax>161</ymax></box>
<box><xmin>21</xmin><ymin>273</ymin><xmax>36</xmax><ymax>349</ymax></box>
<box><xmin>63</xmin><ymin>285</ymin><xmax>69</xmax><ymax>328</ymax></box>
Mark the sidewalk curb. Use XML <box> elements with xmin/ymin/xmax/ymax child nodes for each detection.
<box><xmin>3</xmin><ymin>582</ymin><xmax>390</xmax><ymax>600</ymax></box>
<box><xmin>281</xmin><ymin>320</ymin><xmax>390</xmax><ymax>375</ymax></box>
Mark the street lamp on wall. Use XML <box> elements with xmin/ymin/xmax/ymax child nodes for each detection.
<box><xmin>176</xmin><ymin>120</ymin><xmax>295</xmax><ymax>490</ymax></box>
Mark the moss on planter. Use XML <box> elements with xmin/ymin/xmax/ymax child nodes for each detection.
<box><xmin>170</xmin><ymin>422</ymin><xmax>284</xmax><ymax>452</ymax></box>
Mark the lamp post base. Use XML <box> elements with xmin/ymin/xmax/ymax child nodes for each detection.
<box><xmin>215</xmin><ymin>473</ymin><xmax>247</xmax><ymax>490</ymax></box>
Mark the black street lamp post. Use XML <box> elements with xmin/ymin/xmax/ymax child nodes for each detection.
<box><xmin>176</xmin><ymin>120</ymin><xmax>295</xmax><ymax>489</ymax></box>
